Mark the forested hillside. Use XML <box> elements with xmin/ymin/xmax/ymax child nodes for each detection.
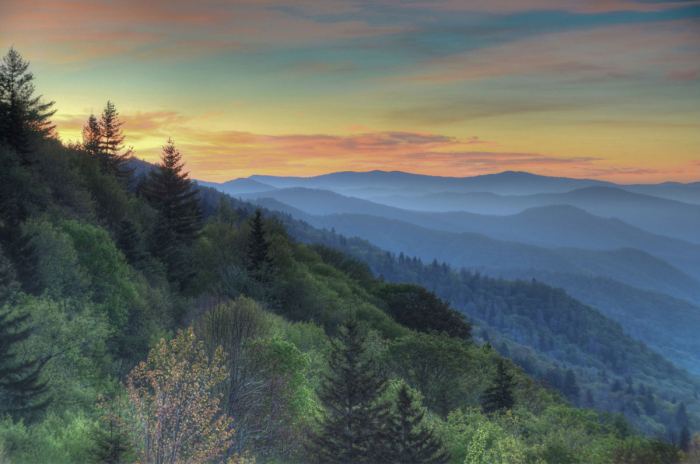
<box><xmin>0</xmin><ymin>48</ymin><xmax>697</xmax><ymax>463</ymax></box>
<box><xmin>280</xmin><ymin>217</ymin><xmax>700</xmax><ymax>439</ymax></box>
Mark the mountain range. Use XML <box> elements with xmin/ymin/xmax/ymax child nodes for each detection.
<box><xmin>199</xmin><ymin>170</ymin><xmax>700</xmax><ymax>374</ymax></box>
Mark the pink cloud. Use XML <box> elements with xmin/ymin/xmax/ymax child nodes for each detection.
<box><xmin>397</xmin><ymin>20</ymin><xmax>700</xmax><ymax>85</ymax></box>
<box><xmin>395</xmin><ymin>0</ymin><xmax>699</xmax><ymax>14</ymax></box>
<box><xmin>0</xmin><ymin>0</ymin><xmax>404</xmax><ymax>64</ymax></box>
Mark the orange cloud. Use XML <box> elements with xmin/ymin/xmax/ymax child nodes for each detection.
<box><xmin>54</xmin><ymin>107</ymin><xmax>698</xmax><ymax>183</ymax></box>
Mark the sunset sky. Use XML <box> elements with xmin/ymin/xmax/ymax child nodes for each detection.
<box><xmin>1</xmin><ymin>0</ymin><xmax>699</xmax><ymax>182</ymax></box>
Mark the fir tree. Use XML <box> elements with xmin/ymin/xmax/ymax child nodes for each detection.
<box><xmin>0</xmin><ymin>249</ymin><xmax>49</xmax><ymax>419</ymax></box>
<box><xmin>82</xmin><ymin>113</ymin><xmax>101</xmax><ymax>157</ymax></box>
<box><xmin>676</xmin><ymin>402</ymin><xmax>689</xmax><ymax>427</ymax></box>
<box><xmin>116</xmin><ymin>219</ymin><xmax>146</xmax><ymax>266</ymax></box>
<box><xmin>0</xmin><ymin>47</ymin><xmax>55</xmax><ymax>158</ymax></box>
<box><xmin>308</xmin><ymin>320</ymin><xmax>389</xmax><ymax>464</ymax></box>
<box><xmin>98</xmin><ymin>100</ymin><xmax>132</xmax><ymax>178</ymax></box>
<box><xmin>679</xmin><ymin>426</ymin><xmax>691</xmax><ymax>452</ymax></box>
<box><xmin>91</xmin><ymin>412</ymin><xmax>133</xmax><ymax>464</ymax></box>
<box><xmin>384</xmin><ymin>385</ymin><xmax>449</xmax><ymax>464</ymax></box>
<box><xmin>481</xmin><ymin>358</ymin><xmax>515</xmax><ymax>414</ymax></box>
<box><xmin>564</xmin><ymin>368</ymin><xmax>580</xmax><ymax>402</ymax></box>
<box><xmin>246</xmin><ymin>209</ymin><xmax>272</xmax><ymax>279</ymax></box>
<box><xmin>143</xmin><ymin>139</ymin><xmax>201</xmax><ymax>245</ymax></box>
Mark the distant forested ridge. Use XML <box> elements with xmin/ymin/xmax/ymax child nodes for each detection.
<box><xmin>0</xmin><ymin>47</ymin><xmax>696</xmax><ymax>463</ymax></box>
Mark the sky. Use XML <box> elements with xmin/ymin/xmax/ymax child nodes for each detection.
<box><xmin>1</xmin><ymin>0</ymin><xmax>699</xmax><ymax>183</ymax></box>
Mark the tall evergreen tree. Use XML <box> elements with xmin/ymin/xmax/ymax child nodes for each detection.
<box><xmin>246</xmin><ymin>209</ymin><xmax>272</xmax><ymax>279</ymax></box>
<box><xmin>0</xmin><ymin>248</ymin><xmax>48</xmax><ymax>419</ymax></box>
<box><xmin>564</xmin><ymin>368</ymin><xmax>580</xmax><ymax>402</ymax></box>
<box><xmin>116</xmin><ymin>219</ymin><xmax>146</xmax><ymax>266</ymax></box>
<box><xmin>143</xmin><ymin>139</ymin><xmax>201</xmax><ymax>244</ymax></box>
<box><xmin>679</xmin><ymin>426</ymin><xmax>691</xmax><ymax>452</ymax></box>
<box><xmin>384</xmin><ymin>385</ymin><xmax>449</xmax><ymax>464</ymax></box>
<box><xmin>82</xmin><ymin>113</ymin><xmax>101</xmax><ymax>157</ymax></box>
<box><xmin>90</xmin><ymin>405</ymin><xmax>133</xmax><ymax>464</ymax></box>
<box><xmin>0</xmin><ymin>47</ymin><xmax>55</xmax><ymax>158</ymax></box>
<box><xmin>308</xmin><ymin>320</ymin><xmax>389</xmax><ymax>464</ymax></box>
<box><xmin>98</xmin><ymin>101</ymin><xmax>132</xmax><ymax>178</ymax></box>
<box><xmin>142</xmin><ymin>139</ymin><xmax>201</xmax><ymax>285</ymax></box>
<box><xmin>481</xmin><ymin>359</ymin><xmax>515</xmax><ymax>414</ymax></box>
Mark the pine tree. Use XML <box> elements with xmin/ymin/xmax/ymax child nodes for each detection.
<box><xmin>384</xmin><ymin>385</ymin><xmax>449</xmax><ymax>464</ymax></box>
<box><xmin>91</xmin><ymin>412</ymin><xmax>133</xmax><ymax>464</ymax></box>
<box><xmin>481</xmin><ymin>359</ymin><xmax>515</xmax><ymax>414</ymax></box>
<box><xmin>116</xmin><ymin>219</ymin><xmax>146</xmax><ymax>266</ymax></box>
<box><xmin>0</xmin><ymin>249</ymin><xmax>49</xmax><ymax>419</ymax></box>
<box><xmin>98</xmin><ymin>101</ymin><xmax>132</xmax><ymax>178</ymax></box>
<box><xmin>246</xmin><ymin>209</ymin><xmax>272</xmax><ymax>279</ymax></box>
<box><xmin>308</xmin><ymin>320</ymin><xmax>390</xmax><ymax>464</ymax></box>
<box><xmin>0</xmin><ymin>47</ymin><xmax>55</xmax><ymax>158</ymax></box>
<box><xmin>143</xmin><ymin>139</ymin><xmax>201</xmax><ymax>245</ymax></box>
<box><xmin>676</xmin><ymin>402</ymin><xmax>689</xmax><ymax>427</ymax></box>
<box><xmin>82</xmin><ymin>113</ymin><xmax>101</xmax><ymax>157</ymax></box>
<box><xmin>679</xmin><ymin>426</ymin><xmax>691</xmax><ymax>452</ymax></box>
<box><xmin>563</xmin><ymin>368</ymin><xmax>580</xmax><ymax>402</ymax></box>
<box><xmin>142</xmin><ymin>139</ymin><xmax>201</xmax><ymax>285</ymax></box>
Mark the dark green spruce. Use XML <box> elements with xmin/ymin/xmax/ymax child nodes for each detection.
<box><xmin>0</xmin><ymin>47</ymin><xmax>55</xmax><ymax>159</ymax></box>
<box><xmin>308</xmin><ymin>320</ymin><xmax>389</xmax><ymax>464</ymax></box>
<box><xmin>142</xmin><ymin>138</ymin><xmax>201</xmax><ymax>284</ymax></box>
<box><xmin>481</xmin><ymin>358</ymin><xmax>516</xmax><ymax>414</ymax></box>
<box><xmin>97</xmin><ymin>101</ymin><xmax>132</xmax><ymax>179</ymax></box>
<box><xmin>0</xmin><ymin>248</ymin><xmax>48</xmax><ymax>419</ymax></box>
<box><xmin>246</xmin><ymin>209</ymin><xmax>272</xmax><ymax>280</ymax></box>
<box><xmin>384</xmin><ymin>385</ymin><xmax>450</xmax><ymax>464</ymax></box>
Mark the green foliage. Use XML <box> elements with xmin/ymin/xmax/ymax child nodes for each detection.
<box><xmin>375</xmin><ymin>283</ymin><xmax>471</xmax><ymax>340</ymax></box>
<box><xmin>15</xmin><ymin>296</ymin><xmax>111</xmax><ymax>411</ymax></box>
<box><xmin>0</xmin><ymin>413</ymin><xmax>96</xmax><ymax>464</ymax></box>
<box><xmin>301</xmin><ymin>226</ymin><xmax>699</xmax><ymax>436</ymax></box>
<box><xmin>387</xmin><ymin>332</ymin><xmax>474</xmax><ymax>417</ymax></box>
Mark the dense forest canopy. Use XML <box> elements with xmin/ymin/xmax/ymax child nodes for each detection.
<box><xmin>0</xmin><ymin>47</ymin><xmax>698</xmax><ymax>463</ymax></box>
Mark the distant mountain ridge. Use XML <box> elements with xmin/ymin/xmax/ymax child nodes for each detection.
<box><xmin>234</xmin><ymin>187</ymin><xmax>700</xmax><ymax>279</ymax></box>
<box><xmin>237</xmin><ymin>169</ymin><xmax>700</xmax><ymax>203</ymax></box>
<box><xmin>200</xmin><ymin>169</ymin><xmax>700</xmax><ymax>373</ymax></box>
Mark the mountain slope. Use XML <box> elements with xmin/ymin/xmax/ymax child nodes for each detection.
<box><xmin>232</xmin><ymin>186</ymin><xmax>700</xmax><ymax>280</ymax></box>
<box><xmin>494</xmin><ymin>270</ymin><xmax>700</xmax><ymax>374</ymax></box>
<box><xmin>246</xmin><ymin>199</ymin><xmax>700</xmax><ymax>303</ymax></box>
<box><xmin>366</xmin><ymin>186</ymin><xmax>700</xmax><ymax>244</ymax></box>
<box><xmin>273</xmin><ymin>216</ymin><xmax>700</xmax><ymax>436</ymax></box>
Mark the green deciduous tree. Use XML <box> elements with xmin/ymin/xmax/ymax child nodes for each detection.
<box><xmin>376</xmin><ymin>284</ymin><xmax>471</xmax><ymax>340</ymax></box>
<box><xmin>388</xmin><ymin>332</ymin><xmax>473</xmax><ymax>417</ymax></box>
